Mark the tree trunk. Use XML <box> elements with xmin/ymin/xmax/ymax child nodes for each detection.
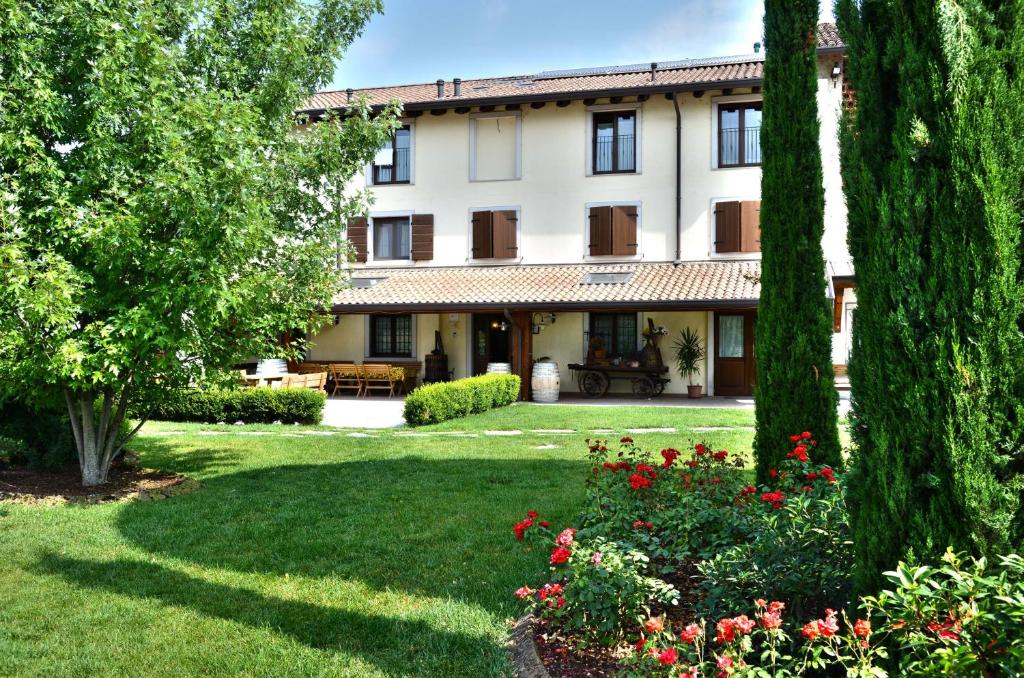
<box><xmin>65</xmin><ymin>381</ymin><xmax>136</xmax><ymax>487</ymax></box>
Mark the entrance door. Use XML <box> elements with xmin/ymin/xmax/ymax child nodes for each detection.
<box><xmin>472</xmin><ymin>314</ymin><xmax>512</xmax><ymax>376</ymax></box>
<box><xmin>714</xmin><ymin>311</ymin><xmax>756</xmax><ymax>396</ymax></box>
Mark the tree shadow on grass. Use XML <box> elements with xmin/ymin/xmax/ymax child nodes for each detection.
<box><xmin>116</xmin><ymin>439</ymin><xmax>587</xmax><ymax>614</ymax></box>
<box><xmin>34</xmin><ymin>553</ymin><xmax>490</xmax><ymax>676</ymax></box>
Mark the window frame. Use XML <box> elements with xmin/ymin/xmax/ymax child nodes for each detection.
<box><xmin>367</xmin><ymin>314</ymin><xmax>415</xmax><ymax>358</ymax></box>
<box><xmin>369</xmin><ymin>123</ymin><xmax>414</xmax><ymax>186</ymax></box>
<box><xmin>582</xmin><ymin>200</ymin><xmax>643</xmax><ymax>261</ymax></box>
<box><xmin>466</xmin><ymin>205</ymin><xmax>523</xmax><ymax>263</ymax></box>
<box><xmin>586</xmin><ymin>103</ymin><xmax>642</xmax><ymax>176</ymax></box>
<box><xmin>592</xmin><ymin>110</ymin><xmax>637</xmax><ymax>174</ymax></box>
<box><xmin>711</xmin><ymin>94</ymin><xmax>763</xmax><ymax>170</ymax></box>
<box><xmin>368</xmin><ymin>213</ymin><xmax>413</xmax><ymax>263</ymax></box>
<box><xmin>468</xmin><ymin>111</ymin><xmax>522</xmax><ymax>182</ymax></box>
<box><xmin>587</xmin><ymin>312</ymin><xmax>640</xmax><ymax>360</ymax></box>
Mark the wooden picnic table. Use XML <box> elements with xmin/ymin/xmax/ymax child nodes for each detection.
<box><xmin>567</xmin><ymin>363</ymin><xmax>670</xmax><ymax>398</ymax></box>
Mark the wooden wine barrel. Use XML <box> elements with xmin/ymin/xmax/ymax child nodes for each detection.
<box><xmin>531</xmin><ymin>361</ymin><xmax>560</xmax><ymax>403</ymax></box>
<box><xmin>486</xmin><ymin>362</ymin><xmax>511</xmax><ymax>375</ymax></box>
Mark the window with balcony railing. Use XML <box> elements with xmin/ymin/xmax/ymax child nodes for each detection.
<box><xmin>592</xmin><ymin>111</ymin><xmax>637</xmax><ymax>174</ymax></box>
<box><xmin>372</xmin><ymin>125</ymin><xmax>411</xmax><ymax>184</ymax></box>
<box><xmin>718</xmin><ymin>103</ymin><xmax>761</xmax><ymax>167</ymax></box>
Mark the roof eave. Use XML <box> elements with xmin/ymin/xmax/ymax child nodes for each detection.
<box><xmin>329</xmin><ymin>298</ymin><xmax>760</xmax><ymax>314</ymax></box>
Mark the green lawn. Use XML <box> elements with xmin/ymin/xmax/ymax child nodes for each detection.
<box><xmin>0</xmin><ymin>404</ymin><xmax>754</xmax><ymax>677</ymax></box>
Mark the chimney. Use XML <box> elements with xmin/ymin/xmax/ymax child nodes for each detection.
<box><xmin>753</xmin><ymin>42</ymin><xmax>761</xmax><ymax>54</ymax></box>
<box><xmin>650</xmin><ymin>62</ymin><xmax>658</xmax><ymax>83</ymax></box>
<box><xmin>436</xmin><ymin>79</ymin><xmax>445</xmax><ymax>98</ymax></box>
<box><xmin>453</xmin><ymin>78</ymin><xmax>462</xmax><ymax>96</ymax></box>
<box><xmin>345</xmin><ymin>88</ymin><xmax>353</xmax><ymax>103</ymax></box>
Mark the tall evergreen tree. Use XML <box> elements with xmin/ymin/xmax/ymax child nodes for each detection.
<box><xmin>837</xmin><ymin>0</ymin><xmax>1024</xmax><ymax>593</ymax></box>
<box><xmin>753</xmin><ymin>0</ymin><xmax>841</xmax><ymax>481</ymax></box>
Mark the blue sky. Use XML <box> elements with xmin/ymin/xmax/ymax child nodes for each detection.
<box><xmin>330</xmin><ymin>0</ymin><xmax>836</xmax><ymax>91</ymax></box>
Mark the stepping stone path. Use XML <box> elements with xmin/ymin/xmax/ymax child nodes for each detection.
<box><xmin>691</xmin><ymin>426</ymin><xmax>755</xmax><ymax>432</ymax></box>
<box><xmin>484</xmin><ymin>430</ymin><xmax>522</xmax><ymax>436</ymax></box>
<box><xmin>533</xmin><ymin>444</ymin><xmax>560</xmax><ymax>450</ymax></box>
<box><xmin>346</xmin><ymin>432</ymin><xmax>375</xmax><ymax>437</ymax></box>
<box><xmin>590</xmin><ymin>429</ymin><xmax>614</xmax><ymax>433</ymax></box>
<box><xmin>530</xmin><ymin>429</ymin><xmax>575</xmax><ymax>434</ymax></box>
<box><xmin>626</xmin><ymin>427</ymin><xmax>676</xmax><ymax>433</ymax></box>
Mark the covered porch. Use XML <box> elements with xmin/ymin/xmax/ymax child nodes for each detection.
<box><xmin>308</xmin><ymin>261</ymin><xmax>762</xmax><ymax>400</ymax></box>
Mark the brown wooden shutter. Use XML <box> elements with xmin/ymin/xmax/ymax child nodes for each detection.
<box><xmin>471</xmin><ymin>210</ymin><xmax>493</xmax><ymax>259</ymax></box>
<box><xmin>740</xmin><ymin>200</ymin><xmax>761</xmax><ymax>253</ymax></box>
<box><xmin>347</xmin><ymin>216</ymin><xmax>368</xmax><ymax>263</ymax></box>
<box><xmin>588</xmin><ymin>206</ymin><xmax>612</xmax><ymax>256</ymax></box>
<box><xmin>611</xmin><ymin>205</ymin><xmax>638</xmax><ymax>256</ymax></box>
<box><xmin>411</xmin><ymin>214</ymin><xmax>434</xmax><ymax>261</ymax></box>
<box><xmin>713</xmin><ymin>201</ymin><xmax>741</xmax><ymax>253</ymax></box>
<box><xmin>492</xmin><ymin>210</ymin><xmax>518</xmax><ymax>258</ymax></box>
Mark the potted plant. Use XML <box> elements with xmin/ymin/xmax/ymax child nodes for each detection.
<box><xmin>672</xmin><ymin>327</ymin><xmax>706</xmax><ymax>399</ymax></box>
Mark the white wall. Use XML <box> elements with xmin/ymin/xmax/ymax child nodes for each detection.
<box><xmin>816</xmin><ymin>55</ymin><xmax>849</xmax><ymax>265</ymax></box>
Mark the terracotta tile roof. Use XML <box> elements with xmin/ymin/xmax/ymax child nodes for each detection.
<box><xmin>303</xmin><ymin>24</ymin><xmax>843</xmax><ymax>114</ymax></box>
<box><xmin>332</xmin><ymin>261</ymin><xmax>761</xmax><ymax>312</ymax></box>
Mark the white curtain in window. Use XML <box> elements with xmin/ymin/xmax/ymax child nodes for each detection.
<box><xmin>718</xmin><ymin>316</ymin><xmax>745</xmax><ymax>358</ymax></box>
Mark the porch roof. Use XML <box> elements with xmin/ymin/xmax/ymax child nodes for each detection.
<box><xmin>332</xmin><ymin>261</ymin><xmax>761</xmax><ymax>313</ymax></box>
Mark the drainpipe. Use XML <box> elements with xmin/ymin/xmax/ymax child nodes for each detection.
<box><xmin>672</xmin><ymin>92</ymin><xmax>683</xmax><ymax>262</ymax></box>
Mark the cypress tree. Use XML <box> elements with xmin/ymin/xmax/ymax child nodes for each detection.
<box><xmin>837</xmin><ymin>0</ymin><xmax>1024</xmax><ymax>593</ymax></box>
<box><xmin>753</xmin><ymin>0</ymin><xmax>841</xmax><ymax>482</ymax></box>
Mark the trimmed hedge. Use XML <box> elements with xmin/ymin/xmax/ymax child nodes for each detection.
<box><xmin>403</xmin><ymin>374</ymin><xmax>520</xmax><ymax>426</ymax></box>
<box><xmin>151</xmin><ymin>387</ymin><xmax>325</xmax><ymax>425</ymax></box>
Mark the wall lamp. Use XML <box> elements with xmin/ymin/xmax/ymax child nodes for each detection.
<box><xmin>831</xmin><ymin>61</ymin><xmax>842</xmax><ymax>86</ymax></box>
<box><xmin>530</xmin><ymin>312</ymin><xmax>557</xmax><ymax>334</ymax></box>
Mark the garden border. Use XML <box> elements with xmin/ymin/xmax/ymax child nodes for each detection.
<box><xmin>510</xmin><ymin>614</ymin><xmax>548</xmax><ymax>678</ymax></box>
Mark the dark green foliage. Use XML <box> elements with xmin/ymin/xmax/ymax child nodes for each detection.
<box><xmin>151</xmin><ymin>388</ymin><xmax>325</xmax><ymax>425</ymax></box>
<box><xmin>0</xmin><ymin>400</ymin><xmax>77</xmax><ymax>471</ymax></box>
<box><xmin>403</xmin><ymin>375</ymin><xmax>521</xmax><ymax>426</ymax></box>
<box><xmin>753</xmin><ymin>0</ymin><xmax>841</xmax><ymax>480</ymax></box>
<box><xmin>837</xmin><ymin>0</ymin><xmax>1024</xmax><ymax>593</ymax></box>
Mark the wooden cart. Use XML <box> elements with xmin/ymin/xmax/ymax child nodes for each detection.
<box><xmin>567</xmin><ymin>363</ymin><xmax>670</xmax><ymax>398</ymax></box>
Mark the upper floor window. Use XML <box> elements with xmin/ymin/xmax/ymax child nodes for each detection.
<box><xmin>372</xmin><ymin>217</ymin><xmax>410</xmax><ymax>260</ymax></box>
<box><xmin>713</xmin><ymin>200</ymin><xmax>761</xmax><ymax>253</ymax></box>
<box><xmin>593</xmin><ymin>111</ymin><xmax>637</xmax><ymax>174</ymax></box>
<box><xmin>372</xmin><ymin>125</ymin><xmax>411</xmax><ymax>184</ymax></box>
<box><xmin>718</xmin><ymin>103</ymin><xmax>761</xmax><ymax>167</ymax></box>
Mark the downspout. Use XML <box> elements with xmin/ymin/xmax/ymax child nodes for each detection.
<box><xmin>673</xmin><ymin>91</ymin><xmax>683</xmax><ymax>262</ymax></box>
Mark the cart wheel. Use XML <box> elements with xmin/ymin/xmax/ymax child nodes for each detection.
<box><xmin>580</xmin><ymin>371</ymin><xmax>609</xmax><ymax>398</ymax></box>
<box><xmin>632</xmin><ymin>376</ymin><xmax>656</xmax><ymax>398</ymax></box>
<box><xmin>653</xmin><ymin>379</ymin><xmax>666</xmax><ymax>396</ymax></box>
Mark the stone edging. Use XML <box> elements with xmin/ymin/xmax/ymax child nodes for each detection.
<box><xmin>509</xmin><ymin>613</ymin><xmax>549</xmax><ymax>678</ymax></box>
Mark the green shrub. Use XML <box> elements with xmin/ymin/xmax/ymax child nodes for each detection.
<box><xmin>151</xmin><ymin>387</ymin><xmax>325</xmax><ymax>425</ymax></box>
<box><xmin>403</xmin><ymin>374</ymin><xmax>520</xmax><ymax>426</ymax></box>
<box><xmin>0</xmin><ymin>400</ymin><xmax>78</xmax><ymax>471</ymax></box>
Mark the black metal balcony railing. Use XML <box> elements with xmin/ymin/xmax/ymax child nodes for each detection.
<box><xmin>719</xmin><ymin>126</ymin><xmax>761</xmax><ymax>167</ymax></box>
<box><xmin>373</xmin><ymin>148</ymin><xmax>410</xmax><ymax>184</ymax></box>
<box><xmin>594</xmin><ymin>134</ymin><xmax>636</xmax><ymax>173</ymax></box>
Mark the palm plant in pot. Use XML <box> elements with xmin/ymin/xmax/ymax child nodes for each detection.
<box><xmin>672</xmin><ymin>327</ymin><xmax>706</xmax><ymax>398</ymax></box>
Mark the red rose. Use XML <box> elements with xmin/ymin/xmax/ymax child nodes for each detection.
<box><xmin>527</xmin><ymin>510</ymin><xmax>539</xmax><ymax>518</ymax></box>
<box><xmin>539</xmin><ymin>521</ymin><xmax>550</xmax><ymax>528</ymax></box>
<box><xmin>715</xmin><ymin>618</ymin><xmax>735</xmax><ymax>644</ymax></box>
<box><xmin>680</xmin><ymin>623</ymin><xmax>702</xmax><ymax>644</ymax></box>
<box><xmin>620</xmin><ymin>436</ymin><xmax>633</xmax><ymax>443</ymax></box>
<box><xmin>801</xmin><ymin>431</ymin><xmax>812</xmax><ymax>439</ymax></box>
<box><xmin>801</xmin><ymin>620</ymin><xmax>820</xmax><ymax>640</ymax></box>
<box><xmin>657</xmin><ymin>647</ymin><xmax>678</xmax><ymax>665</ymax></box>
<box><xmin>713</xmin><ymin>450</ymin><xmax>728</xmax><ymax>461</ymax></box>
<box><xmin>550</xmin><ymin>546</ymin><xmax>571</xmax><ymax>564</ymax></box>
<box><xmin>853</xmin><ymin>619</ymin><xmax>871</xmax><ymax>638</ymax></box>
<box><xmin>555</xmin><ymin>528</ymin><xmax>576</xmax><ymax>547</ymax></box>
<box><xmin>732</xmin><ymin>615</ymin><xmax>755</xmax><ymax>634</ymax></box>
<box><xmin>514</xmin><ymin>585</ymin><xmax>534</xmax><ymax>599</ymax></box>
<box><xmin>629</xmin><ymin>473</ymin><xmax>652</xmax><ymax>490</ymax></box>
<box><xmin>769</xmin><ymin>468</ymin><xmax>778</xmax><ymax>478</ymax></box>
<box><xmin>513</xmin><ymin>521</ymin><xmax>527</xmax><ymax>541</ymax></box>
<box><xmin>760</xmin><ymin>611</ymin><xmax>782</xmax><ymax>630</ymax></box>
<box><xmin>644</xmin><ymin>616</ymin><xmax>664</xmax><ymax>633</ymax></box>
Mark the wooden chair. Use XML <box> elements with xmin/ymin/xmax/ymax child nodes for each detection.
<box><xmin>329</xmin><ymin>363</ymin><xmax>362</xmax><ymax>396</ymax></box>
<box><xmin>360</xmin><ymin>363</ymin><xmax>398</xmax><ymax>397</ymax></box>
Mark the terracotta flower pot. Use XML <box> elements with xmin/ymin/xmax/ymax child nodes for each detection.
<box><xmin>687</xmin><ymin>384</ymin><xmax>703</xmax><ymax>399</ymax></box>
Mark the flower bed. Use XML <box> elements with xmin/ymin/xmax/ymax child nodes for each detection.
<box><xmin>511</xmin><ymin>434</ymin><xmax>1024</xmax><ymax>675</ymax></box>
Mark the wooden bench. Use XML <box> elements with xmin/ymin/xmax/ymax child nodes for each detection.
<box><xmin>360</xmin><ymin>363</ymin><xmax>399</xmax><ymax>397</ymax></box>
<box><xmin>278</xmin><ymin>371</ymin><xmax>328</xmax><ymax>392</ymax></box>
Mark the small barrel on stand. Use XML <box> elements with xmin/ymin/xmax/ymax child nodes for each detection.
<box><xmin>531</xmin><ymin>361</ymin><xmax>560</xmax><ymax>403</ymax></box>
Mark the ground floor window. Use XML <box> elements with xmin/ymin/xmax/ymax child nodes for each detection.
<box><xmin>588</xmin><ymin>312</ymin><xmax>638</xmax><ymax>360</ymax></box>
<box><xmin>370</xmin><ymin>315</ymin><xmax>413</xmax><ymax>357</ymax></box>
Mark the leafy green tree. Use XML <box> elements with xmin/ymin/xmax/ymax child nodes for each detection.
<box><xmin>753</xmin><ymin>0</ymin><xmax>841</xmax><ymax>481</ymax></box>
<box><xmin>0</xmin><ymin>0</ymin><xmax>398</xmax><ymax>485</ymax></box>
<box><xmin>837</xmin><ymin>0</ymin><xmax>1024</xmax><ymax>592</ymax></box>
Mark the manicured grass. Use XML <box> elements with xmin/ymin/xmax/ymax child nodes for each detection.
<box><xmin>0</xmin><ymin>406</ymin><xmax>754</xmax><ymax>677</ymax></box>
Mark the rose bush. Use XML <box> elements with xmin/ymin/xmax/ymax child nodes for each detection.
<box><xmin>510</xmin><ymin>433</ymin><xmax>1024</xmax><ymax>675</ymax></box>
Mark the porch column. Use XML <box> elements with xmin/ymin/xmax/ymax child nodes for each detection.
<box><xmin>510</xmin><ymin>310</ymin><xmax>532</xmax><ymax>400</ymax></box>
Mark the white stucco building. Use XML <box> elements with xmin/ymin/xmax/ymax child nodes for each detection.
<box><xmin>296</xmin><ymin>23</ymin><xmax>852</xmax><ymax>399</ymax></box>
